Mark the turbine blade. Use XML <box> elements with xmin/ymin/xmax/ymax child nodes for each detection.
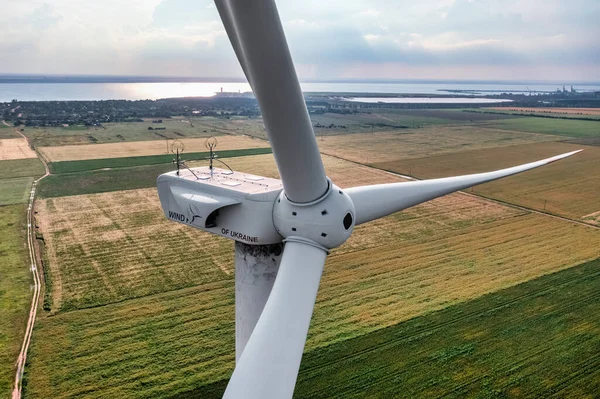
<box><xmin>214</xmin><ymin>0</ymin><xmax>328</xmax><ymax>203</ymax></box>
<box><xmin>223</xmin><ymin>239</ymin><xmax>328</xmax><ymax>399</ymax></box>
<box><xmin>348</xmin><ymin>150</ymin><xmax>582</xmax><ymax>225</ymax></box>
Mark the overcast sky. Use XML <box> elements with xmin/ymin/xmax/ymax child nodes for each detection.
<box><xmin>1</xmin><ymin>0</ymin><xmax>599</xmax><ymax>81</ymax></box>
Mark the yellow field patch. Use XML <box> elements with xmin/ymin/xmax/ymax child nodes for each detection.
<box><xmin>316</xmin><ymin>126</ymin><xmax>558</xmax><ymax>164</ymax></box>
<box><xmin>38</xmin><ymin>135</ymin><xmax>269</xmax><ymax>162</ymax></box>
<box><xmin>0</xmin><ymin>138</ymin><xmax>37</xmax><ymax>160</ymax></box>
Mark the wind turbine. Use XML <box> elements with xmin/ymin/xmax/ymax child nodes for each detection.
<box><xmin>156</xmin><ymin>0</ymin><xmax>581</xmax><ymax>397</ymax></box>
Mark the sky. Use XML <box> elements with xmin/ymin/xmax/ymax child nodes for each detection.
<box><xmin>1</xmin><ymin>0</ymin><xmax>599</xmax><ymax>82</ymax></box>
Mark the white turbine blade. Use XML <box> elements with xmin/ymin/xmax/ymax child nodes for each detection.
<box><xmin>223</xmin><ymin>239</ymin><xmax>328</xmax><ymax>399</ymax></box>
<box><xmin>348</xmin><ymin>150</ymin><xmax>582</xmax><ymax>225</ymax></box>
<box><xmin>214</xmin><ymin>0</ymin><xmax>328</xmax><ymax>203</ymax></box>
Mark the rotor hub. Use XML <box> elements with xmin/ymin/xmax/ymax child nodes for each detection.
<box><xmin>272</xmin><ymin>180</ymin><xmax>355</xmax><ymax>249</ymax></box>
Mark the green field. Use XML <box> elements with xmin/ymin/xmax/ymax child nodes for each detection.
<box><xmin>39</xmin><ymin>147</ymin><xmax>273</xmax><ymax>198</ymax></box>
<box><xmin>23</xmin><ymin>254</ymin><xmax>600</xmax><ymax>398</ymax></box>
<box><xmin>0</xmin><ymin>205</ymin><xmax>32</xmax><ymax>398</ymax></box>
<box><xmin>48</xmin><ymin>147</ymin><xmax>272</xmax><ymax>174</ymax></box>
<box><xmin>182</xmin><ymin>258</ymin><xmax>600</xmax><ymax>398</ymax></box>
<box><xmin>38</xmin><ymin>164</ymin><xmax>174</xmax><ymax>198</ymax></box>
<box><xmin>0</xmin><ymin>128</ymin><xmax>19</xmax><ymax>139</ymax></box>
<box><xmin>484</xmin><ymin>117</ymin><xmax>600</xmax><ymax>138</ymax></box>
<box><xmin>0</xmin><ymin>177</ymin><xmax>34</xmax><ymax>205</ymax></box>
<box><xmin>0</xmin><ymin>159</ymin><xmax>45</xmax><ymax>179</ymax></box>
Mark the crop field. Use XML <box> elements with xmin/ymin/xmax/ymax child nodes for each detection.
<box><xmin>39</xmin><ymin>135</ymin><xmax>269</xmax><ymax>162</ymax></box>
<box><xmin>486</xmin><ymin>106</ymin><xmax>600</xmax><ymax>117</ymax></box>
<box><xmin>183</xmin><ymin>258</ymin><xmax>600</xmax><ymax>398</ymax></box>
<box><xmin>0</xmin><ymin>125</ymin><xmax>19</xmax><ymax>139</ymax></box>
<box><xmin>0</xmin><ymin>158</ymin><xmax>45</xmax><ymax>180</ymax></box>
<box><xmin>316</xmin><ymin>125</ymin><xmax>559</xmax><ymax>164</ymax></box>
<box><xmin>25</xmin><ymin>153</ymin><xmax>600</xmax><ymax>398</ymax></box>
<box><xmin>200</xmin><ymin>111</ymin><xmax>471</xmax><ymax>141</ymax></box>
<box><xmin>374</xmin><ymin>142</ymin><xmax>600</xmax><ymax>224</ymax></box>
<box><xmin>373</xmin><ymin>108</ymin><xmax>520</xmax><ymax>122</ymax></box>
<box><xmin>47</xmin><ymin>148</ymin><xmax>273</xmax><ymax>174</ymax></box>
<box><xmin>293</xmin><ymin>258</ymin><xmax>600</xmax><ymax>399</ymax></box>
<box><xmin>37</xmin><ymin>148</ymin><xmax>273</xmax><ymax>198</ymax></box>
<box><xmin>0</xmin><ymin>205</ymin><xmax>32</xmax><ymax>398</ymax></box>
<box><xmin>22</xmin><ymin>118</ymin><xmax>225</xmax><ymax>147</ymax></box>
<box><xmin>0</xmin><ymin>138</ymin><xmax>37</xmax><ymax>160</ymax></box>
<box><xmin>37</xmin><ymin>164</ymin><xmax>175</xmax><ymax>199</ymax></box>
<box><xmin>482</xmin><ymin>117</ymin><xmax>600</xmax><ymax>138</ymax></box>
<box><xmin>0</xmin><ymin>177</ymin><xmax>35</xmax><ymax>205</ymax></box>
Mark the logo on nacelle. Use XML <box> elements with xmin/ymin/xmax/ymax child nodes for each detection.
<box><xmin>168</xmin><ymin>205</ymin><xmax>203</xmax><ymax>225</ymax></box>
<box><xmin>168</xmin><ymin>211</ymin><xmax>186</xmax><ymax>222</ymax></box>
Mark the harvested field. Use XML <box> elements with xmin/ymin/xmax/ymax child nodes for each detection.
<box><xmin>39</xmin><ymin>135</ymin><xmax>269</xmax><ymax>162</ymax></box>
<box><xmin>0</xmin><ymin>205</ymin><xmax>31</xmax><ymax>398</ymax></box>
<box><xmin>27</xmin><ymin>154</ymin><xmax>600</xmax><ymax>398</ymax></box>
<box><xmin>316</xmin><ymin>126</ymin><xmax>558</xmax><ymax>164</ymax></box>
<box><xmin>375</xmin><ymin>142</ymin><xmax>600</xmax><ymax>222</ymax></box>
<box><xmin>36</xmin><ymin>189</ymin><xmax>234</xmax><ymax>312</ymax></box>
<box><xmin>0</xmin><ymin>138</ymin><xmax>37</xmax><ymax>160</ymax></box>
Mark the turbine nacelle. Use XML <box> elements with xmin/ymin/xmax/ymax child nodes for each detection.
<box><xmin>157</xmin><ymin>167</ymin><xmax>357</xmax><ymax>250</ymax></box>
<box><xmin>157</xmin><ymin>166</ymin><xmax>284</xmax><ymax>245</ymax></box>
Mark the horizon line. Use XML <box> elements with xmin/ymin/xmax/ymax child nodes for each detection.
<box><xmin>0</xmin><ymin>74</ymin><xmax>599</xmax><ymax>86</ymax></box>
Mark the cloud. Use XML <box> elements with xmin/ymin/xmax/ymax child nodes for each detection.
<box><xmin>0</xmin><ymin>0</ymin><xmax>598</xmax><ymax>80</ymax></box>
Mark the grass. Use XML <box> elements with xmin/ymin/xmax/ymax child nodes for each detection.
<box><xmin>0</xmin><ymin>205</ymin><xmax>32</xmax><ymax>398</ymax></box>
<box><xmin>374</xmin><ymin>142</ymin><xmax>600</xmax><ymax>223</ymax></box>
<box><xmin>0</xmin><ymin>159</ymin><xmax>45</xmax><ymax>179</ymax></box>
<box><xmin>0</xmin><ymin>177</ymin><xmax>35</xmax><ymax>205</ymax></box>
<box><xmin>48</xmin><ymin>147</ymin><xmax>272</xmax><ymax>174</ymax></box>
<box><xmin>483</xmin><ymin>117</ymin><xmax>600</xmax><ymax>138</ymax></box>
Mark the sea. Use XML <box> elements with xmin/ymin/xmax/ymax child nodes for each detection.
<box><xmin>1</xmin><ymin>80</ymin><xmax>599</xmax><ymax>102</ymax></box>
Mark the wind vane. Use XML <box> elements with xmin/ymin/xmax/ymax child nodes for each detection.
<box><xmin>171</xmin><ymin>140</ymin><xmax>185</xmax><ymax>176</ymax></box>
<box><xmin>205</xmin><ymin>136</ymin><xmax>218</xmax><ymax>178</ymax></box>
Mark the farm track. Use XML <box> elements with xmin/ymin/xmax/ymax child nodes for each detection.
<box><xmin>10</xmin><ymin>122</ymin><xmax>50</xmax><ymax>399</ymax></box>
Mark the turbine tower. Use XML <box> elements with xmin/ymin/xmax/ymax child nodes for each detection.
<box><xmin>156</xmin><ymin>1</ymin><xmax>581</xmax><ymax>397</ymax></box>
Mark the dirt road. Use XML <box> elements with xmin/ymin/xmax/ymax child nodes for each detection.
<box><xmin>3</xmin><ymin>121</ymin><xmax>50</xmax><ymax>399</ymax></box>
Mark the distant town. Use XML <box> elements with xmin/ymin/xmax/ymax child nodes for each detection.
<box><xmin>2</xmin><ymin>86</ymin><xmax>598</xmax><ymax>128</ymax></box>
